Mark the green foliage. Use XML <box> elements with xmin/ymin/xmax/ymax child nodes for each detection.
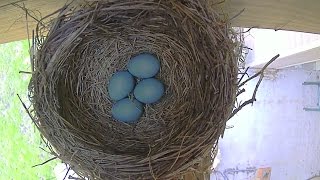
<box><xmin>0</xmin><ymin>40</ymin><xmax>58</xmax><ymax>180</ymax></box>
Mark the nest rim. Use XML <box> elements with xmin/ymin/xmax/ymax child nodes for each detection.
<box><xmin>29</xmin><ymin>0</ymin><xmax>240</xmax><ymax>179</ymax></box>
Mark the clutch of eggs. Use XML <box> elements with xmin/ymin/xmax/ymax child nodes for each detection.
<box><xmin>108</xmin><ymin>53</ymin><xmax>165</xmax><ymax>123</ymax></box>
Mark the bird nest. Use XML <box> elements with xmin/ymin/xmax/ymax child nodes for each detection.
<box><xmin>28</xmin><ymin>0</ymin><xmax>241</xmax><ymax>179</ymax></box>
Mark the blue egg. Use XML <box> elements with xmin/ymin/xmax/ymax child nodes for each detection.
<box><xmin>134</xmin><ymin>78</ymin><xmax>164</xmax><ymax>104</ymax></box>
<box><xmin>128</xmin><ymin>53</ymin><xmax>160</xmax><ymax>78</ymax></box>
<box><xmin>112</xmin><ymin>98</ymin><xmax>144</xmax><ymax>123</ymax></box>
<box><xmin>108</xmin><ymin>71</ymin><xmax>135</xmax><ymax>101</ymax></box>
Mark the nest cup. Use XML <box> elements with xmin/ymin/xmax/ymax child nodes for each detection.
<box><xmin>29</xmin><ymin>0</ymin><xmax>239</xmax><ymax>179</ymax></box>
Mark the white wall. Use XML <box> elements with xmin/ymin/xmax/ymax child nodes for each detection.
<box><xmin>213</xmin><ymin>68</ymin><xmax>320</xmax><ymax>180</ymax></box>
<box><xmin>245</xmin><ymin>29</ymin><xmax>320</xmax><ymax>68</ymax></box>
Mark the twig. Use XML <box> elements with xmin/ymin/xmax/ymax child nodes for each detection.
<box><xmin>30</xmin><ymin>30</ymin><xmax>35</xmax><ymax>72</ymax></box>
<box><xmin>0</xmin><ymin>0</ymin><xmax>26</xmax><ymax>9</ymax></box>
<box><xmin>22</xmin><ymin>2</ymin><xmax>32</xmax><ymax>62</ymax></box>
<box><xmin>2</xmin><ymin>15</ymin><xmax>23</xmax><ymax>34</ymax></box>
<box><xmin>32</xmin><ymin>157</ymin><xmax>57</xmax><ymax>168</ymax></box>
<box><xmin>63</xmin><ymin>166</ymin><xmax>71</xmax><ymax>180</ymax></box>
<box><xmin>252</xmin><ymin>73</ymin><xmax>264</xmax><ymax>101</ymax></box>
<box><xmin>236</xmin><ymin>88</ymin><xmax>245</xmax><ymax>97</ymax></box>
<box><xmin>12</xmin><ymin>3</ymin><xmax>45</xmax><ymax>27</ymax></box>
<box><xmin>39</xmin><ymin>146</ymin><xmax>52</xmax><ymax>155</ymax></box>
<box><xmin>243</xmin><ymin>46</ymin><xmax>253</xmax><ymax>50</ymax></box>
<box><xmin>239</xmin><ymin>54</ymin><xmax>280</xmax><ymax>87</ymax></box>
<box><xmin>229</xmin><ymin>8</ymin><xmax>245</xmax><ymax>21</ymax></box>
<box><xmin>226</xmin><ymin>125</ymin><xmax>234</xmax><ymax>129</ymax></box>
<box><xmin>242</xmin><ymin>27</ymin><xmax>257</xmax><ymax>34</ymax></box>
<box><xmin>210</xmin><ymin>0</ymin><xmax>225</xmax><ymax>6</ymax></box>
<box><xmin>17</xmin><ymin>94</ymin><xmax>36</xmax><ymax>124</ymax></box>
<box><xmin>24</xmin><ymin>109</ymin><xmax>59</xmax><ymax>166</ymax></box>
<box><xmin>274</xmin><ymin>19</ymin><xmax>293</xmax><ymax>31</ymax></box>
<box><xmin>229</xmin><ymin>95</ymin><xmax>255</xmax><ymax>119</ymax></box>
<box><xmin>148</xmin><ymin>145</ymin><xmax>156</xmax><ymax>180</ymax></box>
<box><xmin>229</xmin><ymin>54</ymin><xmax>280</xmax><ymax>119</ymax></box>
<box><xmin>237</xmin><ymin>67</ymin><xmax>249</xmax><ymax>85</ymax></box>
<box><xmin>68</xmin><ymin>175</ymin><xmax>82</xmax><ymax>180</ymax></box>
<box><xmin>19</xmin><ymin>71</ymin><xmax>32</xmax><ymax>74</ymax></box>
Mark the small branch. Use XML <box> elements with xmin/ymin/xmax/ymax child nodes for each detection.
<box><xmin>63</xmin><ymin>166</ymin><xmax>71</xmax><ymax>180</ymax></box>
<box><xmin>242</xmin><ymin>27</ymin><xmax>257</xmax><ymax>34</ymax></box>
<box><xmin>229</xmin><ymin>54</ymin><xmax>280</xmax><ymax>119</ymax></box>
<box><xmin>12</xmin><ymin>3</ymin><xmax>45</xmax><ymax>27</ymax></box>
<box><xmin>32</xmin><ymin>157</ymin><xmax>57</xmax><ymax>168</ymax></box>
<box><xmin>226</xmin><ymin>125</ymin><xmax>234</xmax><ymax>129</ymax></box>
<box><xmin>31</xmin><ymin>30</ymin><xmax>35</xmax><ymax>72</ymax></box>
<box><xmin>237</xmin><ymin>67</ymin><xmax>250</xmax><ymax>85</ymax></box>
<box><xmin>0</xmin><ymin>0</ymin><xmax>26</xmax><ymax>9</ymax></box>
<box><xmin>39</xmin><ymin>146</ymin><xmax>53</xmax><ymax>155</ymax></box>
<box><xmin>252</xmin><ymin>73</ymin><xmax>264</xmax><ymax>101</ymax></box>
<box><xmin>229</xmin><ymin>99</ymin><xmax>254</xmax><ymax>119</ymax></box>
<box><xmin>243</xmin><ymin>46</ymin><xmax>253</xmax><ymax>50</ymax></box>
<box><xmin>210</xmin><ymin>0</ymin><xmax>226</xmax><ymax>6</ymax></box>
<box><xmin>17</xmin><ymin>94</ymin><xmax>36</xmax><ymax>124</ymax></box>
<box><xmin>229</xmin><ymin>8</ymin><xmax>245</xmax><ymax>21</ymax></box>
<box><xmin>19</xmin><ymin>71</ymin><xmax>32</xmax><ymax>74</ymax></box>
<box><xmin>236</xmin><ymin>88</ymin><xmax>245</xmax><ymax>97</ymax></box>
<box><xmin>239</xmin><ymin>54</ymin><xmax>280</xmax><ymax>87</ymax></box>
<box><xmin>274</xmin><ymin>20</ymin><xmax>292</xmax><ymax>31</ymax></box>
<box><xmin>68</xmin><ymin>175</ymin><xmax>82</xmax><ymax>180</ymax></box>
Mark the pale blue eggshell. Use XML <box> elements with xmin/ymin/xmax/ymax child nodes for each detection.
<box><xmin>111</xmin><ymin>98</ymin><xmax>144</xmax><ymax>123</ymax></box>
<box><xmin>134</xmin><ymin>78</ymin><xmax>164</xmax><ymax>104</ymax></box>
<box><xmin>128</xmin><ymin>53</ymin><xmax>160</xmax><ymax>78</ymax></box>
<box><xmin>108</xmin><ymin>71</ymin><xmax>135</xmax><ymax>101</ymax></box>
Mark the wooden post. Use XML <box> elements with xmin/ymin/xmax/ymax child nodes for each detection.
<box><xmin>0</xmin><ymin>0</ymin><xmax>320</xmax><ymax>44</ymax></box>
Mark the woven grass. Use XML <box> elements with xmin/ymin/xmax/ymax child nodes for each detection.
<box><xmin>28</xmin><ymin>0</ymin><xmax>240</xmax><ymax>179</ymax></box>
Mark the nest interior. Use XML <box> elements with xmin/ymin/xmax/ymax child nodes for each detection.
<box><xmin>29</xmin><ymin>0</ymin><xmax>239</xmax><ymax>179</ymax></box>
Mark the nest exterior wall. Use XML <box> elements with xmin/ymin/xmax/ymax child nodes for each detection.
<box><xmin>29</xmin><ymin>0</ymin><xmax>240</xmax><ymax>179</ymax></box>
